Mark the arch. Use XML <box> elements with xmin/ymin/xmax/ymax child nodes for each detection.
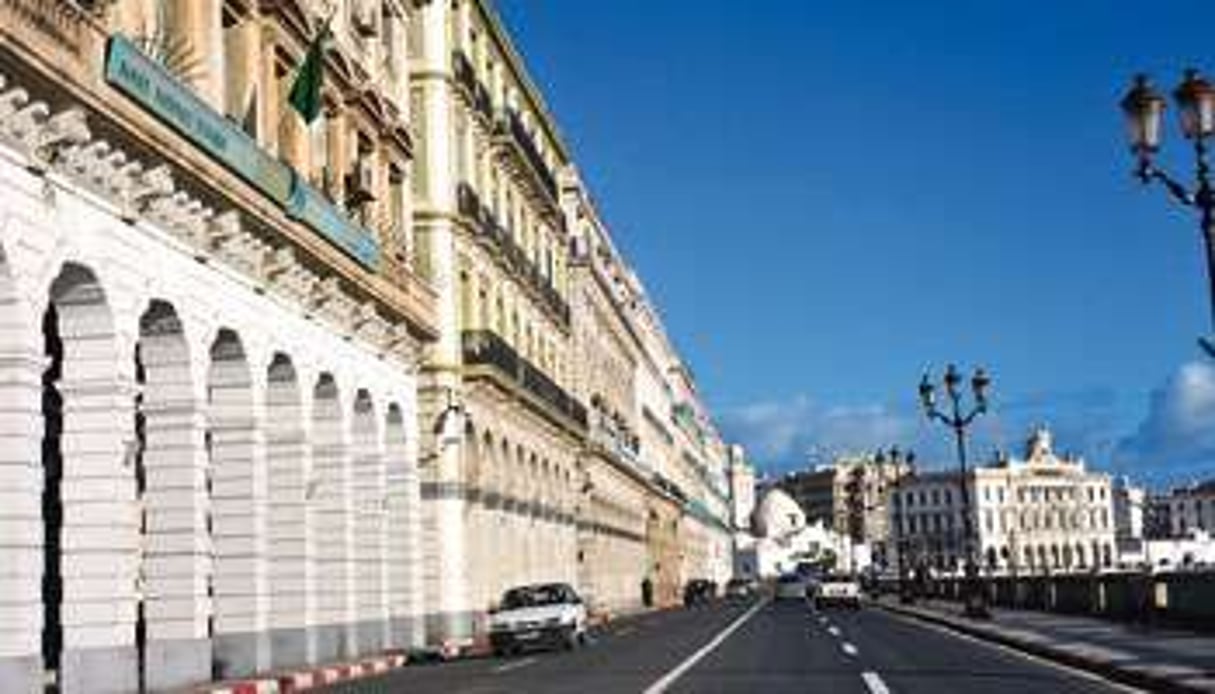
<box><xmin>207</xmin><ymin>328</ymin><xmax>269</xmax><ymax>678</ymax></box>
<box><xmin>264</xmin><ymin>353</ymin><xmax>312</xmax><ymax>668</ymax></box>
<box><xmin>42</xmin><ymin>262</ymin><xmax>139</xmax><ymax>692</ymax></box>
<box><xmin>310</xmin><ymin>373</ymin><xmax>352</xmax><ymax>661</ymax></box>
<box><xmin>351</xmin><ymin>389</ymin><xmax>387</xmax><ymax>654</ymax></box>
<box><xmin>384</xmin><ymin>402</ymin><xmax>419</xmax><ymax>649</ymax></box>
<box><xmin>0</xmin><ymin>240</ymin><xmax>44</xmax><ymax>691</ymax></box>
<box><xmin>134</xmin><ymin>299</ymin><xmax>212</xmax><ymax>689</ymax></box>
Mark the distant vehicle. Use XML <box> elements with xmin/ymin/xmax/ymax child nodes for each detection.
<box><xmin>813</xmin><ymin>573</ymin><xmax>862</xmax><ymax>609</ymax></box>
<box><xmin>489</xmin><ymin>583</ymin><xmax>587</xmax><ymax>656</ymax></box>
<box><xmin>774</xmin><ymin>573</ymin><xmax>809</xmax><ymax>600</ymax></box>
<box><xmin>724</xmin><ymin>577</ymin><xmax>758</xmax><ymax>600</ymax></box>
<box><xmin>684</xmin><ymin>578</ymin><xmax>717</xmax><ymax>607</ymax></box>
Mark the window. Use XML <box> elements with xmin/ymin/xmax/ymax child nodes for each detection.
<box><xmin>223</xmin><ymin>1</ymin><xmax>258</xmax><ymax>139</ymax></box>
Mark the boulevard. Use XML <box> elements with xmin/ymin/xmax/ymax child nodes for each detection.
<box><xmin>326</xmin><ymin>599</ymin><xmax>1129</xmax><ymax>694</ymax></box>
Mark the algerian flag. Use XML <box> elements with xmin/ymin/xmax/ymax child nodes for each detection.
<box><xmin>287</xmin><ymin>17</ymin><xmax>330</xmax><ymax>124</ymax></box>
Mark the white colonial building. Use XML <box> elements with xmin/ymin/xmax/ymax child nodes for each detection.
<box><xmin>892</xmin><ymin>428</ymin><xmax>1116</xmax><ymax>576</ymax></box>
<box><xmin>735</xmin><ymin>488</ymin><xmax>848</xmax><ymax>578</ymax></box>
<box><xmin>0</xmin><ymin>2</ymin><xmax>438</xmax><ymax>691</ymax></box>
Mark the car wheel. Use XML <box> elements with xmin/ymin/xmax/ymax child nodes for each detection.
<box><xmin>564</xmin><ymin>627</ymin><xmax>580</xmax><ymax>651</ymax></box>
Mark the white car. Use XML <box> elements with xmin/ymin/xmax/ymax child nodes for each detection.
<box><xmin>774</xmin><ymin>573</ymin><xmax>809</xmax><ymax>600</ymax></box>
<box><xmin>813</xmin><ymin>574</ymin><xmax>862</xmax><ymax>609</ymax></box>
<box><xmin>489</xmin><ymin>583</ymin><xmax>587</xmax><ymax>655</ymax></box>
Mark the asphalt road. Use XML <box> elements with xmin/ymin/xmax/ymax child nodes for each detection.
<box><xmin>324</xmin><ymin>598</ymin><xmax>1136</xmax><ymax>693</ymax></box>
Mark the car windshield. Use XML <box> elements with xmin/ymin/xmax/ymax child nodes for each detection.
<box><xmin>500</xmin><ymin>584</ymin><xmax>570</xmax><ymax>610</ymax></box>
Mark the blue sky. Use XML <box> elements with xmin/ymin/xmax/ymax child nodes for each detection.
<box><xmin>496</xmin><ymin>1</ymin><xmax>1215</xmax><ymax>489</ymax></box>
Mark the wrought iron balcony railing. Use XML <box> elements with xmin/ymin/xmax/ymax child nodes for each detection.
<box><xmin>494</xmin><ymin>108</ymin><xmax>559</xmax><ymax>201</ymax></box>
<box><xmin>451</xmin><ymin>50</ymin><xmax>494</xmax><ymax>121</ymax></box>
<box><xmin>462</xmin><ymin>330</ymin><xmax>587</xmax><ymax>430</ymax></box>
<box><xmin>456</xmin><ymin>182</ymin><xmax>571</xmax><ymax>325</ymax></box>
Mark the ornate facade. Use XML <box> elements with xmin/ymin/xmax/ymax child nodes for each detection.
<box><xmin>0</xmin><ymin>1</ymin><xmax>435</xmax><ymax>691</ymax></box>
<box><xmin>411</xmin><ymin>0</ymin><xmax>735</xmax><ymax>648</ymax></box>
<box><xmin>891</xmin><ymin>428</ymin><xmax>1116</xmax><ymax>577</ymax></box>
<box><xmin>1</xmin><ymin>1</ymin><xmax>740</xmax><ymax>689</ymax></box>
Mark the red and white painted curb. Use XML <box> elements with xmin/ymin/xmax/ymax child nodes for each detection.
<box><xmin>202</xmin><ymin>653</ymin><xmax>408</xmax><ymax>693</ymax></box>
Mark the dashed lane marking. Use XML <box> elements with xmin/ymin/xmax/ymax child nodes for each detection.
<box><xmin>828</xmin><ymin>626</ymin><xmax>841</xmax><ymax>637</ymax></box>
<box><xmin>842</xmin><ymin>642</ymin><xmax>859</xmax><ymax>657</ymax></box>
<box><xmin>861</xmin><ymin>671</ymin><xmax>891</xmax><ymax>694</ymax></box>
<box><xmin>615</xmin><ymin>626</ymin><xmax>636</xmax><ymax>637</ymax></box>
<box><xmin>642</xmin><ymin>599</ymin><xmax>769</xmax><ymax>694</ymax></box>
<box><xmin>492</xmin><ymin>656</ymin><xmax>538</xmax><ymax>674</ymax></box>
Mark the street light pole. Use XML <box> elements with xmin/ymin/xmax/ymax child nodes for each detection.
<box><xmin>1120</xmin><ymin>70</ymin><xmax>1215</xmax><ymax>356</ymax></box>
<box><xmin>919</xmin><ymin>364</ymin><xmax>991</xmax><ymax>619</ymax></box>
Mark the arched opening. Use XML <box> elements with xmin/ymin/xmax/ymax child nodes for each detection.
<box><xmin>207</xmin><ymin>329</ymin><xmax>268</xmax><ymax>678</ymax></box>
<box><xmin>351</xmin><ymin>389</ymin><xmax>386</xmax><ymax>655</ymax></box>
<box><xmin>0</xmin><ymin>243</ymin><xmax>43</xmax><ymax>692</ymax></box>
<box><xmin>43</xmin><ymin>263</ymin><xmax>137</xmax><ymax>692</ymax></box>
<box><xmin>384</xmin><ymin>403</ymin><xmax>417</xmax><ymax>650</ymax></box>
<box><xmin>135</xmin><ymin>299</ymin><xmax>211</xmax><ymax>690</ymax></box>
<box><xmin>310</xmin><ymin>373</ymin><xmax>350</xmax><ymax>661</ymax></box>
<box><xmin>265</xmin><ymin>354</ymin><xmax>311</xmax><ymax>668</ymax></box>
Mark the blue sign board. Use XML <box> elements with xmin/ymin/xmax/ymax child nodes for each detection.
<box><xmin>285</xmin><ymin>174</ymin><xmax>381</xmax><ymax>269</ymax></box>
<box><xmin>105</xmin><ymin>35</ymin><xmax>381</xmax><ymax>271</ymax></box>
<box><xmin>105</xmin><ymin>35</ymin><xmax>292</xmax><ymax>205</ymax></box>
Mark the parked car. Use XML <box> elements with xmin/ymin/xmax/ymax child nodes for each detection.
<box><xmin>683</xmin><ymin>578</ymin><xmax>717</xmax><ymax>606</ymax></box>
<box><xmin>489</xmin><ymin>583</ymin><xmax>587</xmax><ymax>656</ymax></box>
<box><xmin>724</xmin><ymin>577</ymin><xmax>759</xmax><ymax>600</ymax></box>
<box><xmin>813</xmin><ymin>573</ymin><xmax>862</xmax><ymax>609</ymax></box>
<box><xmin>774</xmin><ymin>573</ymin><xmax>809</xmax><ymax>600</ymax></box>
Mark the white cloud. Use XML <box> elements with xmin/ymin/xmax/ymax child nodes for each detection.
<box><xmin>719</xmin><ymin>385</ymin><xmax>1136</xmax><ymax>481</ymax></box>
<box><xmin>718</xmin><ymin>396</ymin><xmax>921</xmax><ymax>474</ymax></box>
<box><xmin>1116</xmin><ymin>361</ymin><xmax>1215</xmax><ymax>486</ymax></box>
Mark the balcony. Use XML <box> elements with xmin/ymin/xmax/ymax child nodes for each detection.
<box><xmin>456</xmin><ymin>182</ymin><xmax>571</xmax><ymax>325</ymax></box>
<box><xmin>494</xmin><ymin>108</ymin><xmax>559</xmax><ymax>202</ymax></box>
<box><xmin>462</xmin><ymin>330</ymin><xmax>587</xmax><ymax>431</ymax></box>
<box><xmin>452</xmin><ymin>50</ymin><xmax>494</xmax><ymax>122</ymax></box>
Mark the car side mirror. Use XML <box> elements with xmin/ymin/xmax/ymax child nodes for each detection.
<box><xmin>488</xmin><ymin>602</ymin><xmax>500</xmax><ymax>614</ymax></box>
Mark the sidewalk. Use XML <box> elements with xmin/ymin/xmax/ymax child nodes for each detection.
<box><xmin>876</xmin><ymin>597</ymin><xmax>1215</xmax><ymax>693</ymax></box>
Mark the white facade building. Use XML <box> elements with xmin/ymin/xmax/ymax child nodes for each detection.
<box><xmin>736</xmin><ymin>489</ymin><xmax>847</xmax><ymax>578</ymax></box>
<box><xmin>892</xmin><ymin>428</ymin><xmax>1116</xmax><ymax>576</ymax></box>
<box><xmin>0</xmin><ymin>2</ymin><xmax>438</xmax><ymax>691</ymax></box>
<box><xmin>1165</xmin><ymin>480</ymin><xmax>1215</xmax><ymax>537</ymax></box>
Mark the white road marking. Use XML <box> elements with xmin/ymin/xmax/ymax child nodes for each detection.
<box><xmin>861</xmin><ymin>671</ymin><xmax>891</xmax><ymax>694</ymax></box>
<box><xmin>642</xmin><ymin>599</ymin><xmax>769</xmax><ymax>694</ymax></box>
<box><xmin>615</xmin><ymin>626</ymin><xmax>636</xmax><ymax>637</ymax></box>
<box><xmin>827</xmin><ymin>626</ymin><xmax>841</xmax><ymax>637</ymax></box>
<box><xmin>492</xmin><ymin>656</ymin><xmax>538</xmax><ymax>673</ymax></box>
<box><xmin>842</xmin><ymin>642</ymin><xmax>859</xmax><ymax>657</ymax></box>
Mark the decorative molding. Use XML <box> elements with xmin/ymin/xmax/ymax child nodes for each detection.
<box><xmin>0</xmin><ymin>70</ymin><xmax>421</xmax><ymax>366</ymax></box>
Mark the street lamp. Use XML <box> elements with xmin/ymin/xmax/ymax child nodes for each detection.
<box><xmin>918</xmin><ymin>364</ymin><xmax>991</xmax><ymax>619</ymax></box>
<box><xmin>1120</xmin><ymin>69</ymin><xmax>1215</xmax><ymax>356</ymax></box>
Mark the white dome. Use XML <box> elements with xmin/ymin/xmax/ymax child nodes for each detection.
<box><xmin>752</xmin><ymin>488</ymin><xmax>806</xmax><ymax>539</ymax></box>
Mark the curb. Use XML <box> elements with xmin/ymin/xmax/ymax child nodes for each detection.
<box><xmin>875</xmin><ymin>601</ymin><xmax>1209</xmax><ymax>694</ymax></box>
<box><xmin>200</xmin><ymin>653</ymin><xmax>408</xmax><ymax>693</ymax></box>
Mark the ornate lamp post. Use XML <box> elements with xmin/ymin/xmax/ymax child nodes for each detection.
<box><xmin>918</xmin><ymin>364</ymin><xmax>992</xmax><ymax>618</ymax></box>
<box><xmin>1120</xmin><ymin>69</ymin><xmax>1215</xmax><ymax>356</ymax></box>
